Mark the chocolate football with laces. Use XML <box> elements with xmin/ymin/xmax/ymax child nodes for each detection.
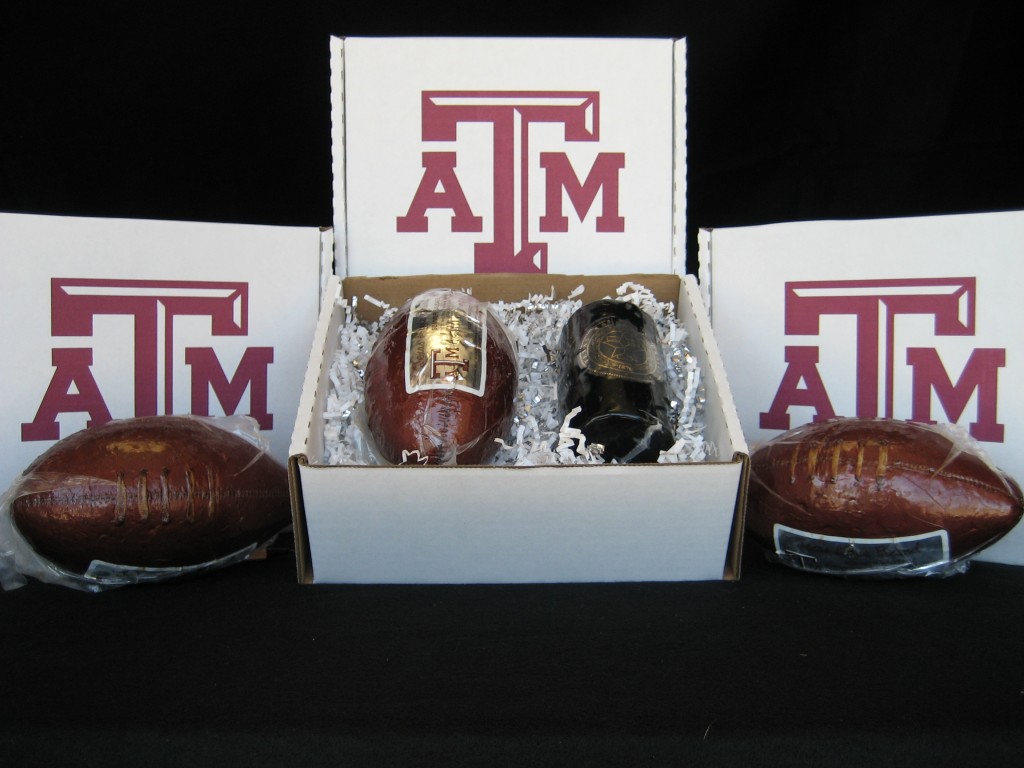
<box><xmin>8</xmin><ymin>415</ymin><xmax>291</xmax><ymax>586</ymax></box>
<box><xmin>747</xmin><ymin>418</ymin><xmax>1024</xmax><ymax>577</ymax></box>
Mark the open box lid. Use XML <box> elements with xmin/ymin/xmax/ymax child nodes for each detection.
<box><xmin>699</xmin><ymin>210</ymin><xmax>1024</xmax><ymax>566</ymax></box>
<box><xmin>330</xmin><ymin>36</ymin><xmax>687</xmax><ymax>278</ymax></box>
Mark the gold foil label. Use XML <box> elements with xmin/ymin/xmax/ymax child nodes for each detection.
<box><xmin>405</xmin><ymin>291</ymin><xmax>487</xmax><ymax>396</ymax></box>
<box><xmin>577</xmin><ymin>316</ymin><xmax>660</xmax><ymax>382</ymax></box>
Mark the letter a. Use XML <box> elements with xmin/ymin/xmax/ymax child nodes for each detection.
<box><xmin>22</xmin><ymin>348</ymin><xmax>113</xmax><ymax>441</ymax></box>
<box><xmin>396</xmin><ymin>152</ymin><xmax>483</xmax><ymax>233</ymax></box>
<box><xmin>760</xmin><ymin>346</ymin><xmax>837</xmax><ymax>430</ymax></box>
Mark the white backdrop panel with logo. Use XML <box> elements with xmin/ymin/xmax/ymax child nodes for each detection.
<box><xmin>0</xmin><ymin>213</ymin><xmax>326</xmax><ymax>491</ymax></box>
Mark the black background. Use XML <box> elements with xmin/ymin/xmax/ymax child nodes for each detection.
<box><xmin>3</xmin><ymin>2</ymin><xmax>1024</xmax><ymax>765</ymax></box>
<box><xmin>3</xmin><ymin>1</ymin><xmax>1023</xmax><ymax>269</ymax></box>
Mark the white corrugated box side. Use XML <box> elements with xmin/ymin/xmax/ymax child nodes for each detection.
<box><xmin>700</xmin><ymin>210</ymin><xmax>1024</xmax><ymax>566</ymax></box>
<box><xmin>288</xmin><ymin>36</ymin><xmax>749</xmax><ymax>584</ymax></box>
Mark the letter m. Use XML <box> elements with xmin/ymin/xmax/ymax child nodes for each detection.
<box><xmin>906</xmin><ymin>347</ymin><xmax>1005</xmax><ymax>442</ymax></box>
<box><xmin>538</xmin><ymin>152</ymin><xmax>625</xmax><ymax>233</ymax></box>
<box><xmin>186</xmin><ymin>347</ymin><xmax>274</xmax><ymax>429</ymax></box>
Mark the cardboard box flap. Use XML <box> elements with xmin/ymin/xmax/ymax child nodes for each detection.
<box><xmin>331</xmin><ymin>36</ymin><xmax>688</xmax><ymax>278</ymax></box>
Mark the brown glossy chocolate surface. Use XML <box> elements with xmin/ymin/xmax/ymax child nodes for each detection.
<box><xmin>364</xmin><ymin>291</ymin><xmax>518</xmax><ymax>465</ymax></box>
<box><xmin>11</xmin><ymin>416</ymin><xmax>291</xmax><ymax>573</ymax></box>
<box><xmin>749</xmin><ymin>418</ymin><xmax>1023</xmax><ymax>559</ymax></box>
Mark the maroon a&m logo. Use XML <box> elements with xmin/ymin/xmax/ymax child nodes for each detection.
<box><xmin>761</xmin><ymin>277</ymin><xmax>1006</xmax><ymax>442</ymax></box>
<box><xmin>397</xmin><ymin>91</ymin><xmax>625</xmax><ymax>274</ymax></box>
<box><xmin>22</xmin><ymin>278</ymin><xmax>274</xmax><ymax>442</ymax></box>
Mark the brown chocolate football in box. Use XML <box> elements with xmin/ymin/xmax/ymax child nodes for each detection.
<box><xmin>363</xmin><ymin>288</ymin><xmax>518</xmax><ymax>466</ymax></box>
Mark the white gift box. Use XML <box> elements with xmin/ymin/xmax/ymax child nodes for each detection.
<box><xmin>287</xmin><ymin>36</ymin><xmax>750</xmax><ymax>584</ymax></box>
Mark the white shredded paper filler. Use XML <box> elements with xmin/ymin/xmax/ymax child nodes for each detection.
<box><xmin>322</xmin><ymin>282</ymin><xmax>710</xmax><ymax>466</ymax></box>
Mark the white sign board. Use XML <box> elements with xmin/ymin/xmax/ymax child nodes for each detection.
<box><xmin>702</xmin><ymin>210</ymin><xmax>1024</xmax><ymax>565</ymax></box>
<box><xmin>334</xmin><ymin>36</ymin><xmax>685</xmax><ymax>277</ymax></box>
<box><xmin>0</xmin><ymin>213</ymin><xmax>327</xmax><ymax>491</ymax></box>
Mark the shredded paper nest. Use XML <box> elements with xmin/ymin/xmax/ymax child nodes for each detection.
<box><xmin>322</xmin><ymin>282</ymin><xmax>710</xmax><ymax>466</ymax></box>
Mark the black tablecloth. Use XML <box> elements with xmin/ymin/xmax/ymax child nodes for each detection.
<box><xmin>3</xmin><ymin>543</ymin><xmax>1023</xmax><ymax>766</ymax></box>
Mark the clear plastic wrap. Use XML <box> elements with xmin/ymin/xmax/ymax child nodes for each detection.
<box><xmin>748</xmin><ymin>418</ymin><xmax>1024</xmax><ymax>578</ymax></box>
<box><xmin>323</xmin><ymin>281</ymin><xmax>710</xmax><ymax>467</ymax></box>
<box><xmin>363</xmin><ymin>288</ymin><xmax>520</xmax><ymax>466</ymax></box>
<box><xmin>556</xmin><ymin>298</ymin><xmax>677</xmax><ymax>463</ymax></box>
<box><xmin>0</xmin><ymin>414</ymin><xmax>288</xmax><ymax>592</ymax></box>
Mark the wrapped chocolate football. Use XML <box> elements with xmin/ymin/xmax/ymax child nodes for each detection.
<box><xmin>748</xmin><ymin>418</ymin><xmax>1024</xmax><ymax>577</ymax></box>
<box><xmin>1</xmin><ymin>415</ymin><xmax>291</xmax><ymax>591</ymax></box>
<box><xmin>557</xmin><ymin>298</ymin><xmax>676</xmax><ymax>463</ymax></box>
<box><xmin>363</xmin><ymin>288</ymin><xmax>518</xmax><ymax>465</ymax></box>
